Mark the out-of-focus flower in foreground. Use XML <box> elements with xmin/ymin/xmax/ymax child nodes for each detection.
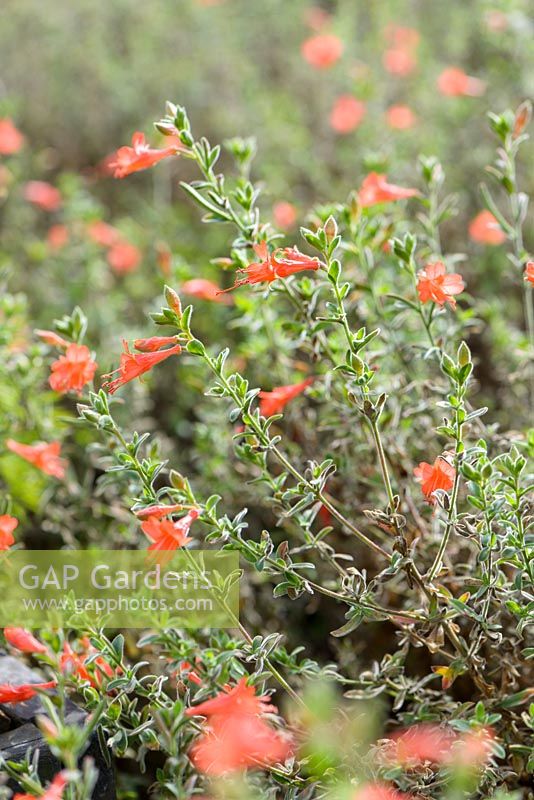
<box><xmin>385</xmin><ymin>105</ymin><xmax>417</xmax><ymax>130</ymax></box>
<box><xmin>437</xmin><ymin>67</ymin><xmax>486</xmax><ymax>97</ymax></box>
<box><xmin>330</xmin><ymin>95</ymin><xmax>366</xmax><ymax>133</ymax></box>
<box><xmin>259</xmin><ymin>378</ymin><xmax>313</xmax><ymax>417</ymax></box>
<box><xmin>182</xmin><ymin>278</ymin><xmax>231</xmax><ymax>303</ymax></box>
<box><xmin>23</xmin><ymin>181</ymin><xmax>62</xmax><ymax>212</ymax></box>
<box><xmin>0</xmin><ymin>118</ymin><xmax>25</xmax><ymax>155</ymax></box>
<box><xmin>416</xmin><ymin>261</ymin><xmax>464</xmax><ymax>309</ymax></box>
<box><xmin>384</xmin><ymin>724</ymin><xmax>455</xmax><ymax>764</ymax></box>
<box><xmin>46</xmin><ymin>224</ymin><xmax>69</xmax><ymax>250</ymax></box>
<box><xmin>468</xmin><ymin>210</ymin><xmax>506</xmax><ymax>245</ymax></box>
<box><xmin>301</xmin><ymin>34</ymin><xmax>343</xmax><ymax>68</ymax></box>
<box><xmin>6</xmin><ymin>439</ymin><xmax>67</xmax><ymax>479</ymax></box>
<box><xmin>4</xmin><ymin>627</ymin><xmax>48</xmax><ymax>654</ymax></box>
<box><xmin>414</xmin><ymin>456</ymin><xmax>455</xmax><ymax>502</ymax></box>
<box><xmin>525</xmin><ymin>261</ymin><xmax>534</xmax><ymax>285</ymax></box>
<box><xmin>107</xmin><ymin>241</ymin><xmax>141</xmax><ymax>274</ymax></box>
<box><xmin>13</xmin><ymin>771</ymin><xmax>68</xmax><ymax>800</ymax></box>
<box><xmin>0</xmin><ymin>515</ymin><xmax>18</xmax><ymax>550</ymax></box>
<box><xmin>110</xmin><ymin>131</ymin><xmax>183</xmax><ymax>178</ymax></box>
<box><xmin>86</xmin><ymin>220</ymin><xmax>121</xmax><ymax>247</ymax></box>
<box><xmin>102</xmin><ymin>339</ymin><xmax>182</xmax><ymax>394</ymax></box>
<box><xmin>358</xmin><ymin>173</ymin><xmax>419</xmax><ymax>207</ymax></box>
<box><xmin>0</xmin><ymin>680</ymin><xmax>56</xmax><ymax>704</ymax></box>
<box><xmin>273</xmin><ymin>200</ymin><xmax>297</xmax><ymax>230</ymax></box>
<box><xmin>49</xmin><ymin>343</ymin><xmax>97</xmax><ymax>395</ymax></box>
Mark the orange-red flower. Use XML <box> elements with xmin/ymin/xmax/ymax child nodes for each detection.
<box><xmin>141</xmin><ymin>509</ymin><xmax>199</xmax><ymax>552</ymax></box>
<box><xmin>46</xmin><ymin>224</ymin><xmax>69</xmax><ymax>250</ymax></box>
<box><xmin>452</xmin><ymin>727</ymin><xmax>495</xmax><ymax>767</ymax></box>
<box><xmin>385</xmin><ymin>105</ymin><xmax>417</xmax><ymax>130</ymax></box>
<box><xmin>0</xmin><ymin>118</ymin><xmax>25</xmax><ymax>155</ymax></box>
<box><xmin>414</xmin><ymin>457</ymin><xmax>455</xmax><ymax>502</ymax></box>
<box><xmin>358</xmin><ymin>173</ymin><xmax>419</xmax><ymax>207</ymax></box>
<box><xmin>330</xmin><ymin>96</ymin><xmax>366</xmax><ymax>133</ymax></box>
<box><xmin>222</xmin><ymin>242</ymin><xmax>321</xmax><ymax>291</ymax></box>
<box><xmin>13</xmin><ymin>771</ymin><xmax>68</xmax><ymax>800</ymax></box>
<box><xmin>0</xmin><ymin>515</ymin><xmax>18</xmax><ymax>550</ymax></box>
<box><xmin>468</xmin><ymin>210</ymin><xmax>506</xmax><ymax>245</ymax></box>
<box><xmin>179</xmin><ymin>660</ymin><xmax>203</xmax><ymax>686</ymax></box>
<box><xmin>6</xmin><ymin>439</ymin><xmax>67</xmax><ymax>479</ymax></box>
<box><xmin>383</xmin><ymin>48</ymin><xmax>417</xmax><ymax>76</ymax></box>
<box><xmin>416</xmin><ymin>261</ymin><xmax>464</xmax><ymax>309</ymax></box>
<box><xmin>259</xmin><ymin>378</ymin><xmax>313</xmax><ymax>417</ymax></box>
<box><xmin>102</xmin><ymin>340</ymin><xmax>182</xmax><ymax>394</ymax></box>
<box><xmin>107</xmin><ymin>241</ymin><xmax>141</xmax><ymax>274</ymax></box>
<box><xmin>23</xmin><ymin>181</ymin><xmax>62</xmax><ymax>212</ymax></box>
<box><xmin>110</xmin><ymin>132</ymin><xmax>182</xmax><ymax>178</ymax></box>
<box><xmin>60</xmin><ymin>640</ymin><xmax>114</xmax><ymax>687</ymax></box>
<box><xmin>133</xmin><ymin>336</ymin><xmax>179</xmax><ymax>352</ymax></box>
<box><xmin>525</xmin><ymin>261</ymin><xmax>534</xmax><ymax>285</ymax></box>
<box><xmin>49</xmin><ymin>343</ymin><xmax>97</xmax><ymax>395</ymax></box>
<box><xmin>4</xmin><ymin>627</ymin><xmax>48</xmax><ymax>654</ymax></box>
<box><xmin>437</xmin><ymin>68</ymin><xmax>486</xmax><ymax>97</ymax></box>
<box><xmin>0</xmin><ymin>680</ymin><xmax>56</xmax><ymax>704</ymax></box>
<box><xmin>133</xmin><ymin>503</ymin><xmax>184</xmax><ymax>519</ymax></box>
<box><xmin>186</xmin><ymin>678</ymin><xmax>277</xmax><ymax>718</ymax></box>
<box><xmin>385</xmin><ymin>724</ymin><xmax>455</xmax><ymax>765</ymax></box>
<box><xmin>181</xmin><ymin>279</ymin><xmax>231</xmax><ymax>303</ymax></box>
<box><xmin>86</xmin><ymin>220</ymin><xmax>121</xmax><ymax>247</ymax></box>
<box><xmin>272</xmin><ymin>201</ymin><xmax>297</xmax><ymax>230</ymax></box>
<box><xmin>301</xmin><ymin>34</ymin><xmax>343</xmax><ymax>68</ymax></box>
<box><xmin>189</xmin><ymin>711</ymin><xmax>291</xmax><ymax>775</ymax></box>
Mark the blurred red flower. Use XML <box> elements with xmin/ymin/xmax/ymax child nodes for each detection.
<box><xmin>259</xmin><ymin>378</ymin><xmax>313</xmax><ymax>417</ymax></box>
<box><xmin>330</xmin><ymin>96</ymin><xmax>366</xmax><ymax>133</ymax></box>
<box><xmin>87</xmin><ymin>220</ymin><xmax>121</xmax><ymax>247</ymax></box>
<box><xmin>0</xmin><ymin>515</ymin><xmax>18</xmax><ymax>550</ymax></box>
<box><xmin>6</xmin><ymin>439</ymin><xmax>67</xmax><ymax>479</ymax></box>
<box><xmin>23</xmin><ymin>181</ymin><xmax>62</xmax><ymax>212</ymax></box>
<box><xmin>272</xmin><ymin>201</ymin><xmax>297</xmax><ymax>230</ymax></box>
<box><xmin>416</xmin><ymin>261</ymin><xmax>464</xmax><ymax>308</ymax></box>
<box><xmin>525</xmin><ymin>262</ymin><xmax>534</xmax><ymax>285</ymax></box>
<box><xmin>468</xmin><ymin>210</ymin><xmax>506</xmax><ymax>245</ymax></box>
<box><xmin>133</xmin><ymin>336</ymin><xmax>179</xmax><ymax>352</ymax></box>
<box><xmin>186</xmin><ymin>678</ymin><xmax>277</xmax><ymax>718</ymax></box>
<box><xmin>358</xmin><ymin>173</ymin><xmax>419</xmax><ymax>207</ymax></box>
<box><xmin>301</xmin><ymin>34</ymin><xmax>343</xmax><ymax>68</ymax></box>
<box><xmin>4</xmin><ymin>627</ymin><xmax>48</xmax><ymax>654</ymax></box>
<box><xmin>107</xmin><ymin>241</ymin><xmax>141</xmax><ymax>274</ymax></box>
<box><xmin>35</xmin><ymin>329</ymin><xmax>69</xmax><ymax>348</ymax></box>
<box><xmin>46</xmin><ymin>224</ymin><xmax>69</xmax><ymax>250</ymax></box>
<box><xmin>385</xmin><ymin>105</ymin><xmax>416</xmax><ymax>130</ymax></box>
<box><xmin>0</xmin><ymin>680</ymin><xmax>56</xmax><ymax>704</ymax></box>
<box><xmin>437</xmin><ymin>68</ymin><xmax>486</xmax><ymax>97</ymax></box>
<box><xmin>414</xmin><ymin>457</ymin><xmax>455</xmax><ymax>502</ymax></box>
<box><xmin>182</xmin><ymin>278</ymin><xmax>231</xmax><ymax>303</ymax></box>
<box><xmin>383</xmin><ymin>48</ymin><xmax>417</xmax><ymax>76</ymax></box>
<box><xmin>303</xmin><ymin>6</ymin><xmax>331</xmax><ymax>31</ymax></box>
<box><xmin>133</xmin><ymin>503</ymin><xmax>184</xmax><ymax>519</ymax></box>
<box><xmin>102</xmin><ymin>340</ymin><xmax>182</xmax><ymax>394</ymax></box>
<box><xmin>0</xmin><ymin>118</ymin><xmax>25</xmax><ymax>155</ymax></box>
<box><xmin>110</xmin><ymin>132</ymin><xmax>182</xmax><ymax>178</ymax></box>
<box><xmin>385</xmin><ymin>724</ymin><xmax>455</xmax><ymax>764</ymax></box>
<box><xmin>13</xmin><ymin>771</ymin><xmax>68</xmax><ymax>800</ymax></box>
<box><xmin>49</xmin><ymin>343</ymin><xmax>97</xmax><ymax>395</ymax></box>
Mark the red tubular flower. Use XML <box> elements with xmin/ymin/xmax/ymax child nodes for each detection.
<box><xmin>358</xmin><ymin>173</ymin><xmax>419</xmax><ymax>207</ymax></box>
<box><xmin>330</xmin><ymin>96</ymin><xmax>366</xmax><ymax>133</ymax></box>
<box><xmin>179</xmin><ymin>660</ymin><xmax>203</xmax><ymax>686</ymax></box>
<box><xmin>133</xmin><ymin>336</ymin><xmax>179</xmax><ymax>352</ymax></box>
<box><xmin>259</xmin><ymin>378</ymin><xmax>313</xmax><ymax>417</ymax></box>
<box><xmin>141</xmin><ymin>509</ymin><xmax>199</xmax><ymax>552</ymax></box>
<box><xmin>416</xmin><ymin>261</ymin><xmax>464</xmax><ymax>309</ymax></box>
<box><xmin>107</xmin><ymin>241</ymin><xmax>141</xmax><ymax>274</ymax></box>
<box><xmin>301</xmin><ymin>34</ymin><xmax>343</xmax><ymax>68</ymax></box>
<box><xmin>272</xmin><ymin>201</ymin><xmax>297</xmax><ymax>230</ymax></box>
<box><xmin>181</xmin><ymin>278</ymin><xmax>231</xmax><ymax>304</ymax></box>
<box><xmin>4</xmin><ymin>628</ymin><xmax>48</xmax><ymax>654</ymax></box>
<box><xmin>468</xmin><ymin>211</ymin><xmax>506</xmax><ymax>245</ymax></box>
<box><xmin>110</xmin><ymin>132</ymin><xmax>182</xmax><ymax>178</ymax></box>
<box><xmin>46</xmin><ymin>224</ymin><xmax>69</xmax><ymax>250</ymax></box>
<box><xmin>35</xmin><ymin>329</ymin><xmax>69</xmax><ymax>348</ymax></box>
<box><xmin>189</xmin><ymin>712</ymin><xmax>291</xmax><ymax>775</ymax></box>
<box><xmin>437</xmin><ymin>67</ymin><xmax>486</xmax><ymax>97</ymax></box>
<box><xmin>23</xmin><ymin>181</ymin><xmax>62</xmax><ymax>212</ymax></box>
<box><xmin>102</xmin><ymin>340</ymin><xmax>182</xmax><ymax>394</ymax></box>
<box><xmin>133</xmin><ymin>503</ymin><xmax>184</xmax><ymax>519</ymax></box>
<box><xmin>86</xmin><ymin>220</ymin><xmax>121</xmax><ymax>247</ymax></box>
<box><xmin>525</xmin><ymin>262</ymin><xmax>534</xmax><ymax>285</ymax></box>
<box><xmin>185</xmin><ymin>677</ymin><xmax>277</xmax><ymax>718</ymax></box>
<box><xmin>60</xmin><ymin>640</ymin><xmax>114</xmax><ymax>687</ymax></box>
<box><xmin>414</xmin><ymin>456</ymin><xmax>455</xmax><ymax>503</ymax></box>
<box><xmin>6</xmin><ymin>439</ymin><xmax>67</xmax><ymax>479</ymax></box>
<box><xmin>0</xmin><ymin>118</ymin><xmax>25</xmax><ymax>155</ymax></box>
<box><xmin>49</xmin><ymin>343</ymin><xmax>97</xmax><ymax>395</ymax></box>
<box><xmin>222</xmin><ymin>242</ymin><xmax>321</xmax><ymax>291</ymax></box>
<box><xmin>0</xmin><ymin>515</ymin><xmax>18</xmax><ymax>550</ymax></box>
<box><xmin>385</xmin><ymin>105</ymin><xmax>416</xmax><ymax>130</ymax></box>
<box><xmin>13</xmin><ymin>771</ymin><xmax>68</xmax><ymax>800</ymax></box>
<box><xmin>0</xmin><ymin>680</ymin><xmax>56</xmax><ymax>704</ymax></box>
<box><xmin>385</xmin><ymin>724</ymin><xmax>455</xmax><ymax>764</ymax></box>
